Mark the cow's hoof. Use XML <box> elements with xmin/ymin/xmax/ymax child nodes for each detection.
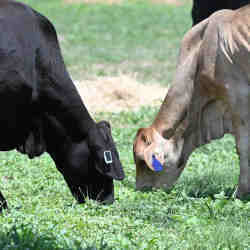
<box><xmin>236</xmin><ymin>193</ymin><xmax>250</xmax><ymax>201</ymax></box>
<box><xmin>0</xmin><ymin>204</ymin><xmax>8</xmax><ymax>214</ymax></box>
<box><xmin>235</xmin><ymin>187</ymin><xmax>250</xmax><ymax>201</ymax></box>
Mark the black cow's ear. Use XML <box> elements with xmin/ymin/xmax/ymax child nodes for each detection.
<box><xmin>93</xmin><ymin>150</ymin><xmax>125</xmax><ymax>181</ymax></box>
<box><xmin>97</xmin><ymin>120</ymin><xmax>111</xmax><ymax>129</ymax></box>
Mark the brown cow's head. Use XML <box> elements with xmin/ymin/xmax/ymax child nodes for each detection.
<box><xmin>133</xmin><ymin>126</ymin><xmax>186</xmax><ymax>191</ymax></box>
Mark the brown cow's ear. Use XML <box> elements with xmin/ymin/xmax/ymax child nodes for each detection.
<box><xmin>98</xmin><ymin>120</ymin><xmax>111</xmax><ymax>129</ymax></box>
<box><xmin>133</xmin><ymin>127</ymin><xmax>155</xmax><ymax>162</ymax></box>
<box><xmin>133</xmin><ymin>128</ymin><xmax>147</xmax><ymax>160</ymax></box>
<box><xmin>134</xmin><ymin>128</ymin><xmax>149</xmax><ymax>148</ymax></box>
<box><xmin>135</xmin><ymin>128</ymin><xmax>145</xmax><ymax>138</ymax></box>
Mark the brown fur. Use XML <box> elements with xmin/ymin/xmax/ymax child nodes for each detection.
<box><xmin>134</xmin><ymin>5</ymin><xmax>250</xmax><ymax>199</ymax></box>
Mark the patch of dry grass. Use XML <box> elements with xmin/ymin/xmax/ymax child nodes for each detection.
<box><xmin>151</xmin><ymin>0</ymin><xmax>183</xmax><ymax>6</ymax></box>
<box><xmin>73</xmin><ymin>74</ymin><xmax>167</xmax><ymax>113</ymax></box>
<box><xmin>64</xmin><ymin>0</ymin><xmax>123</xmax><ymax>4</ymax></box>
<box><xmin>64</xmin><ymin>0</ymin><xmax>185</xmax><ymax>5</ymax></box>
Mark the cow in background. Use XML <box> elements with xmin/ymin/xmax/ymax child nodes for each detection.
<box><xmin>191</xmin><ymin>0</ymin><xmax>250</xmax><ymax>25</ymax></box>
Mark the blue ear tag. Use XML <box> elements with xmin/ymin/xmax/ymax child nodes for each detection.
<box><xmin>152</xmin><ymin>155</ymin><xmax>163</xmax><ymax>172</ymax></box>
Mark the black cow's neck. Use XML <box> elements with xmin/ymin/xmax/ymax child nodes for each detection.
<box><xmin>42</xmin><ymin>114</ymin><xmax>74</xmax><ymax>166</ymax></box>
<box><xmin>43</xmin><ymin>78</ymin><xmax>95</xmax><ymax>142</ymax></box>
<box><xmin>38</xmin><ymin>54</ymin><xmax>96</xmax><ymax>143</ymax></box>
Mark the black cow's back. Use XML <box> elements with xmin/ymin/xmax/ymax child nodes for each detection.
<box><xmin>191</xmin><ymin>0</ymin><xmax>250</xmax><ymax>25</ymax></box>
<box><xmin>0</xmin><ymin>1</ymin><xmax>41</xmax><ymax>149</ymax></box>
<box><xmin>0</xmin><ymin>0</ymin><xmax>93</xmax><ymax>151</ymax></box>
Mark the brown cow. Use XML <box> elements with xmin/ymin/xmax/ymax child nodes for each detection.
<box><xmin>133</xmin><ymin>5</ymin><xmax>250</xmax><ymax>200</ymax></box>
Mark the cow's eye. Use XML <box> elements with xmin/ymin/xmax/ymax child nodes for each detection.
<box><xmin>163</xmin><ymin>128</ymin><xmax>174</xmax><ymax>139</ymax></box>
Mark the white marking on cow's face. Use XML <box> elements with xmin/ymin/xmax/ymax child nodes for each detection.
<box><xmin>144</xmin><ymin>129</ymin><xmax>184</xmax><ymax>170</ymax></box>
<box><xmin>161</xmin><ymin>137</ymin><xmax>184</xmax><ymax>168</ymax></box>
<box><xmin>134</xmin><ymin>127</ymin><xmax>185</xmax><ymax>191</ymax></box>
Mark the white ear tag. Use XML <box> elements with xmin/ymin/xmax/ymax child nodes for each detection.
<box><xmin>104</xmin><ymin>151</ymin><xmax>113</xmax><ymax>164</ymax></box>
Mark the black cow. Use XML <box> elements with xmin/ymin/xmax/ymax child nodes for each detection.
<box><xmin>0</xmin><ymin>0</ymin><xmax>125</xmax><ymax>212</ymax></box>
<box><xmin>191</xmin><ymin>0</ymin><xmax>250</xmax><ymax>25</ymax></box>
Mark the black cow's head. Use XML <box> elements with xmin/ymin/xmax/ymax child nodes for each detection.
<box><xmin>59</xmin><ymin>120</ymin><xmax>124</xmax><ymax>204</ymax></box>
<box><xmin>20</xmin><ymin>115</ymin><xmax>124</xmax><ymax>205</ymax></box>
<box><xmin>87</xmin><ymin>121</ymin><xmax>125</xmax><ymax>181</ymax></box>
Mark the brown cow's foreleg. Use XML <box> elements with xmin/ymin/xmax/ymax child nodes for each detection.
<box><xmin>229</xmin><ymin>83</ymin><xmax>250</xmax><ymax>200</ymax></box>
<box><xmin>235</xmin><ymin>124</ymin><xmax>250</xmax><ymax>200</ymax></box>
<box><xmin>0</xmin><ymin>191</ymin><xmax>8</xmax><ymax>212</ymax></box>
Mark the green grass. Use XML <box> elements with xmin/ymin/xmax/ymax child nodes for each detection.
<box><xmin>19</xmin><ymin>0</ymin><xmax>191</xmax><ymax>84</ymax></box>
<box><xmin>1</xmin><ymin>108</ymin><xmax>249</xmax><ymax>249</ymax></box>
<box><xmin>1</xmin><ymin>0</ymin><xmax>250</xmax><ymax>249</ymax></box>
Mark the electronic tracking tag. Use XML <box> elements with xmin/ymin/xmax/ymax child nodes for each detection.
<box><xmin>104</xmin><ymin>151</ymin><xmax>113</xmax><ymax>164</ymax></box>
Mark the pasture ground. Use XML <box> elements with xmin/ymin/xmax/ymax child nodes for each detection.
<box><xmin>0</xmin><ymin>0</ymin><xmax>249</xmax><ymax>249</ymax></box>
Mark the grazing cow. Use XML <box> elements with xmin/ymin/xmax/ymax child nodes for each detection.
<box><xmin>0</xmin><ymin>0</ymin><xmax>125</xmax><ymax>212</ymax></box>
<box><xmin>191</xmin><ymin>0</ymin><xmax>250</xmax><ymax>25</ymax></box>
<box><xmin>133</xmin><ymin>5</ymin><xmax>250</xmax><ymax>200</ymax></box>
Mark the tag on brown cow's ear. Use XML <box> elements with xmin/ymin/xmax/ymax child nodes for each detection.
<box><xmin>143</xmin><ymin>143</ymin><xmax>156</xmax><ymax>171</ymax></box>
<box><xmin>143</xmin><ymin>142</ymin><xmax>164</xmax><ymax>172</ymax></box>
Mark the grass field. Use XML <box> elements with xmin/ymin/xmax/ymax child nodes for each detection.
<box><xmin>0</xmin><ymin>0</ymin><xmax>250</xmax><ymax>249</ymax></box>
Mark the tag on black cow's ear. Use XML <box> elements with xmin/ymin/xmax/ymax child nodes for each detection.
<box><xmin>104</xmin><ymin>151</ymin><xmax>113</xmax><ymax>164</ymax></box>
<box><xmin>94</xmin><ymin>150</ymin><xmax>124</xmax><ymax>181</ymax></box>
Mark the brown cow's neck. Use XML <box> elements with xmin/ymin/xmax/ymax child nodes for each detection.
<box><xmin>152</xmin><ymin>45</ymin><xmax>200</xmax><ymax>136</ymax></box>
<box><xmin>152</xmin><ymin>80</ymin><xmax>194</xmax><ymax>137</ymax></box>
<box><xmin>181</xmin><ymin>95</ymin><xmax>233</xmax><ymax>164</ymax></box>
<box><xmin>152</xmin><ymin>83</ymin><xmax>234</xmax><ymax>167</ymax></box>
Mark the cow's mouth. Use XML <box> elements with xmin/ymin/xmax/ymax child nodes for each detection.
<box><xmin>71</xmin><ymin>179</ymin><xmax>115</xmax><ymax>204</ymax></box>
<box><xmin>100</xmin><ymin>192</ymin><xmax>114</xmax><ymax>204</ymax></box>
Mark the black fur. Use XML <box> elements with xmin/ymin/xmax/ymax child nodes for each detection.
<box><xmin>191</xmin><ymin>0</ymin><xmax>250</xmax><ymax>25</ymax></box>
<box><xmin>0</xmin><ymin>0</ymin><xmax>124</xmax><ymax>212</ymax></box>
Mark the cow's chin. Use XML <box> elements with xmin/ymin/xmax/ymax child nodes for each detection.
<box><xmin>135</xmin><ymin>159</ymin><xmax>185</xmax><ymax>192</ymax></box>
<box><xmin>69</xmin><ymin>180</ymin><xmax>114</xmax><ymax>205</ymax></box>
<box><xmin>135</xmin><ymin>135</ymin><xmax>185</xmax><ymax>192</ymax></box>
